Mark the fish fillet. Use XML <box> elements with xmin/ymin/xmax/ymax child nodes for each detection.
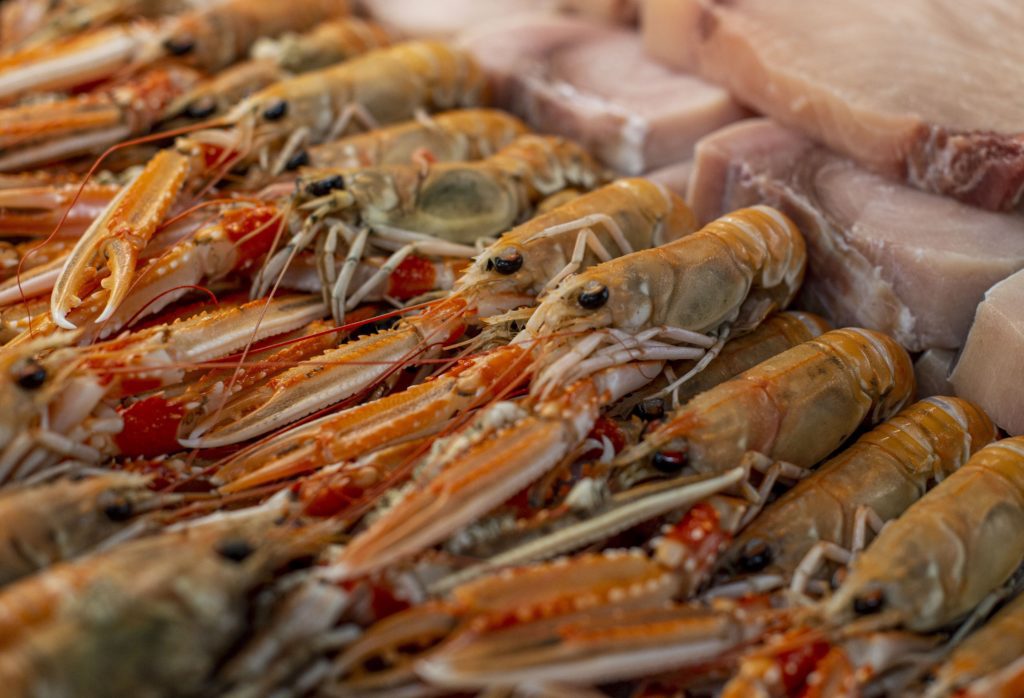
<box><xmin>645</xmin><ymin>0</ymin><xmax>1024</xmax><ymax>210</ymax></box>
<box><xmin>951</xmin><ymin>271</ymin><xmax>1024</xmax><ymax>434</ymax></box>
<box><xmin>459</xmin><ymin>14</ymin><xmax>744</xmax><ymax>173</ymax></box>
<box><xmin>688</xmin><ymin>119</ymin><xmax>1024</xmax><ymax>350</ymax></box>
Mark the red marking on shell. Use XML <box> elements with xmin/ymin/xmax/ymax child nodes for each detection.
<box><xmin>368</xmin><ymin>582</ymin><xmax>412</xmax><ymax>621</ymax></box>
<box><xmin>662</xmin><ymin>502</ymin><xmax>730</xmax><ymax>578</ymax></box>
<box><xmin>386</xmin><ymin>255</ymin><xmax>438</xmax><ymax>301</ymax></box>
<box><xmin>298</xmin><ymin>475</ymin><xmax>367</xmax><ymax>518</ymax></box>
<box><xmin>114</xmin><ymin>394</ymin><xmax>185</xmax><ymax>458</ymax></box>
<box><xmin>780</xmin><ymin>639</ymin><xmax>832</xmax><ymax>696</ymax></box>
<box><xmin>200</xmin><ymin>143</ymin><xmax>234</xmax><ymax>169</ymax></box>
<box><xmin>221</xmin><ymin>205</ymin><xmax>282</xmax><ymax>270</ymax></box>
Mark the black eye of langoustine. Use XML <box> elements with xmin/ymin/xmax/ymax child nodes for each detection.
<box><xmin>262</xmin><ymin>99</ymin><xmax>288</xmax><ymax>121</ymax></box>
<box><xmin>15</xmin><ymin>359</ymin><xmax>47</xmax><ymax>390</ymax></box>
<box><xmin>737</xmin><ymin>539</ymin><xmax>773</xmax><ymax>572</ymax></box>
<box><xmin>285</xmin><ymin>150</ymin><xmax>310</xmax><ymax>170</ymax></box>
<box><xmin>163</xmin><ymin>36</ymin><xmax>195</xmax><ymax>56</ymax></box>
<box><xmin>183</xmin><ymin>99</ymin><xmax>217</xmax><ymax>120</ymax></box>
<box><xmin>305</xmin><ymin>174</ymin><xmax>345</xmax><ymax>198</ymax></box>
<box><xmin>651</xmin><ymin>450</ymin><xmax>686</xmax><ymax>473</ymax></box>
<box><xmin>577</xmin><ymin>282</ymin><xmax>609</xmax><ymax>310</ymax></box>
<box><xmin>216</xmin><ymin>538</ymin><xmax>255</xmax><ymax>563</ymax></box>
<box><xmin>491</xmin><ymin>248</ymin><xmax>523</xmax><ymax>275</ymax></box>
<box><xmin>103</xmin><ymin>498</ymin><xmax>135</xmax><ymax>522</ymax></box>
<box><xmin>853</xmin><ymin>587</ymin><xmax>886</xmax><ymax>616</ymax></box>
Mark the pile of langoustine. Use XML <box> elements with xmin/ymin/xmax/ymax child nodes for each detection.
<box><xmin>1</xmin><ymin>2</ymin><xmax>1024</xmax><ymax>698</ymax></box>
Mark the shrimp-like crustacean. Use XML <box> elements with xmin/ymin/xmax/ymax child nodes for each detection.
<box><xmin>0</xmin><ymin>16</ymin><xmax>393</xmax><ymax>172</ymax></box>
<box><xmin>326</xmin><ymin>205</ymin><xmax>807</xmax><ymax>581</ymax></box>
<box><xmin>260</xmin><ymin>132</ymin><xmax>608</xmax><ymax>323</ymax></box>
<box><xmin>646</xmin><ymin>308</ymin><xmax>835</xmax><ymax>410</ymax></box>
<box><xmin>521</xmin><ymin>205</ymin><xmax>807</xmax><ymax>400</ymax></box>
<box><xmin>0</xmin><ymin>65</ymin><xmax>202</xmax><ymax>173</ymax></box>
<box><xmin>162</xmin><ymin>16</ymin><xmax>393</xmax><ymax>126</ymax></box>
<box><xmin>717</xmin><ymin>435</ymin><xmax>1024</xmax><ymax>697</ymax></box>
<box><xmin>0</xmin><ymin>295</ymin><xmax>327</xmax><ymax>481</ymax></box>
<box><xmin>0</xmin><ymin>110</ymin><xmax>525</xmax><ymax>300</ymax></box>
<box><xmin>926</xmin><ymin>591</ymin><xmax>1024</xmax><ymax>697</ymax></box>
<box><xmin>354</xmin><ymin>330</ymin><xmax>919</xmax><ymax>693</ymax></box>
<box><xmin>444</xmin><ymin>332</ymin><xmax>927</xmax><ymax>596</ymax></box>
<box><xmin>298</xmin><ymin>108</ymin><xmax>530</xmax><ymax>172</ymax></box>
<box><xmin>0</xmin><ymin>0</ymin><xmax>188</xmax><ymax>53</ymax></box>
<box><xmin>0</xmin><ymin>510</ymin><xmax>335</xmax><ymax>697</ymax></box>
<box><xmin>616</xmin><ymin>327</ymin><xmax>915</xmax><ymax>491</ymax></box>
<box><xmin>714</xmin><ymin>396</ymin><xmax>998</xmax><ymax>599</ymax></box>
<box><xmin>0</xmin><ymin>109</ymin><xmax>527</xmax><ymax>323</ymax></box>
<box><xmin>428</xmin><ymin>311</ymin><xmax>834</xmax><ymax>591</ymax></box>
<box><xmin>823</xmin><ymin>437</ymin><xmax>1024</xmax><ymax>632</ymax></box>
<box><xmin>185</xmin><ymin>177</ymin><xmax>687</xmax><ymax>452</ymax></box>
<box><xmin>0</xmin><ymin>0</ymin><xmax>352</xmax><ymax>102</ymax></box>
<box><xmin>48</xmin><ymin>39</ymin><xmax>488</xmax><ymax>330</ymax></box>
<box><xmin>0</xmin><ymin>472</ymin><xmax>167</xmax><ymax>586</ymax></box>
<box><xmin>4</xmin><ymin>202</ymin><xmax>290</xmax><ymax>342</ymax></box>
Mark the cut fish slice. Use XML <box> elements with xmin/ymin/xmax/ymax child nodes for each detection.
<box><xmin>460</xmin><ymin>14</ymin><xmax>744</xmax><ymax>173</ymax></box>
<box><xmin>688</xmin><ymin>119</ymin><xmax>1024</xmax><ymax>350</ymax></box>
<box><xmin>644</xmin><ymin>0</ymin><xmax>1024</xmax><ymax>210</ymax></box>
<box><xmin>951</xmin><ymin>270</ymin><xmax>1024</xmax><ymax>434</ymax></box>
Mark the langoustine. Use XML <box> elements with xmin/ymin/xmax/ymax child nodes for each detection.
<box><xmin>260</xmin><ymin>132</ymin><xmax>608</xmax><ymax>322</ymax></box>
<box><xmin>720</xmin><ymin>435</ymin><xmax>1024</xmax><ymax>696</ymax></box>
<box><xmin>326</xmin><ymin>204</ymin><xmax>806</xmax><ymax>580</ymax></box>
<box><xmin>0</xmin><ymin>108</ymin><xmax>528</xmax><ymax>330</ymax></box>
<box><xmin>187</xmin><ymin>177</ymin><xmax>689</xmax><ymax>452</ymax></box>
<box><xmin>0</xmin><ymin>0</ymin><xmax>353</xmax><ymax>102</ymax></box>
<box><xmin>0</xmin><ymin>295</ymin><xmax>327</xmax><ymax>480</ymax></box>
<box><xmin>392</xmin><ymin>327</ymin><xmax>918</xmax><ymax>692</ymax></box>
<box><xmin>0</xmin><ymin>507</ymin><xmax>335</xmax><ymax>697</ymax></box>
<box><xmin>48</xmin><ymin>39</ymin><xmax>488</xmax><ymax>330</ymax></box>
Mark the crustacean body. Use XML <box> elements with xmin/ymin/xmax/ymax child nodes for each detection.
<box><xmin>367</xmin><ymin>329</ymin><xmax>920</xmax><ymax>692</ymax></box>
<box><xmin>0</xmin><ymin>472</ymin><xmax>167</xmax><ymax>585</ymax></box>
<box><xmin>0</xmin><ymin>509</ymin><xmax>335</xmax><ymax>698</ymax></box>
<box><xmin>0</xmin><ymin>295</ymin><xmax>327</xmax><ymax>480</ymax></box>
<box><xmin>48</xmin><ymin>40</ymin><xmax>489</xmax><ymax>330</ymax></box>
<box><xmin>0</xmin><ymin>6</ymin><xmax>999</xmax><ymax>696</ymax></box>
<box><xmin>720</xmin><ymin>435</ymin><xmax>1024</xmax><ymax>696</ymax></box>
<box><xmin>927</xmin><ymin>591</ymin><xmax>1024</xmax><ymax>697</ymax></box>
<box><xmin>328</xmin><ymin>204</ymin><xmax>807</xmax><ymax>580</ymax></box>
<box><xmin>0</xmin><ymin>108</ymin><xmax>527</xmax><ymax>330</ymax></box>
<box><xmin>188</xmin><ymin>177</ymin><xmax>690</xmax><ymax>452</ymax></box>
<box><xmin>261</xmin><ymin>132</ymin><xmax>608</xmax><ymax>322</ymax></box>
<box><xmin>0</xmin><ymin>0</ymin><xmax>353</xmax><ymax>102</ymax></box>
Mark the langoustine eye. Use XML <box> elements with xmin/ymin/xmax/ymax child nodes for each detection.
<box><xmin>577</xmin><ymin>280</ymin><xmax>609</xmax><ymax>309</ymax></box>
<box><xmin>489</xmin><ymin>247</ymin><xmax>523</xmax><ymax>275</ymax></box>
<box><xmin>14</xmin><ymin>358</ymin><xmax>46</xmax><ymax>390</ymax></box>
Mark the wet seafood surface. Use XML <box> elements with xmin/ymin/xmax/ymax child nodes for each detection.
<box><xmin>688</xmin><ymin>118</ymin><xmax>1024</xmax><ymax>350</ymax></box>
<box><xmin>645</xmin><ymin>0</ymin><xmax>1024</xmax><ymax>210</ymax></box>
<box><xmin>0</xmin><ymin>2</ymin><xmax>1022</xmax><ymax>697</ymax></box>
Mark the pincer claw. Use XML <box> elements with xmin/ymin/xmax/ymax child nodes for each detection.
<box><xmin>50</xmin><ymin>149</ymin><xmax>190</xmax><ymax>329</ymax></box>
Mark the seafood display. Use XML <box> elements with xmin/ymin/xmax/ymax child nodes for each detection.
<box><xmin>687</xmin><ymin>119</ymin><xmax>1024</xmax><ymax>351</ymax></box>
<box><xmin>645</xmin><ymin>0</ymin><xmax>1024</xmax><ymax>210</ymax></box>
<box><xmin>459</xmin><ymin>13</ymin><xmax>744</xmax><ymax>174</ymax></box>
<box><xmin>0</xmin><ymin>2</ymin><xmax>1021</xmax><ymax>697</ymax></box>
<box><xmin>952</xmin><ymin>269</ymin><xmax>1024</xmax><ymax>436</ymax></box>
